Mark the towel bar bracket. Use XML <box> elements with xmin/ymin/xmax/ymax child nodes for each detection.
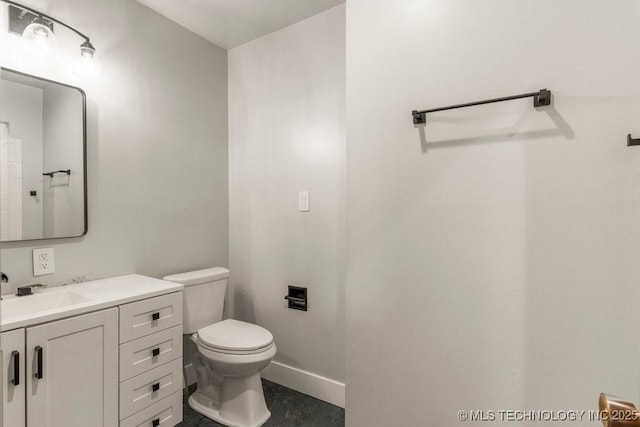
<box><xmin>628</xmin><ymin>134</ymin><xmax>640</xmax><ymax>147</ymax></box>
<box><xmin>534</xmin><ymin>89</ymin><xmax>551</xmax><ymax>107</ymax></box>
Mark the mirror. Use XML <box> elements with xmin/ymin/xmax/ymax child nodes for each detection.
<box><xmin>0</xmin><ymin>68</ymin><xmax>87</xmax><ymax>242</ymax></box>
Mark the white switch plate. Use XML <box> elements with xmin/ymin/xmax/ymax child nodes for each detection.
<box><xmin>298</xmin><ymin>191</ymin><xmax>310</xmax><ymax>212</ymax></box>
<box><xmin>33</xmin><ymin>247</ymin><xmax>55</xmax><ymax>276</ymax></box>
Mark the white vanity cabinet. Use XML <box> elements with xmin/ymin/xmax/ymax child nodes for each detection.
<box><xmin>118</xmin><ymin>292</ymin><xmax>183</xmax><ymax>427</ymax></box>
<box><xmin>2</xmin><ymin>308</ymin><xmax>118</xmax><ymax>427</ymax></box>
<box><xmin>2</xmin><ymin>329</ymin><xmax>26</xmax><ymax>427</ymax></box>
<box><xmin>26</xmin><ymin>308</ymin><xmax>119</xmax><ymax>427</ymax></box>
<box><xmin>0</xmin><ymin>276</ymin><xmax>184</xmax><ymax>427</ymax></box>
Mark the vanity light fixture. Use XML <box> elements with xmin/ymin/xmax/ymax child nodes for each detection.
<box><xmin>2</xmin><ymin>0</ymin><xmax>97</xmax><ymax>76</ymax></box>
<box><xmin>22</xmin><ymin>15</ymin><xmax>56</xmax><ymax>48</ymax></box>
<box><xmin>74</xmin><ymin>39</ymin><xmax>97</xmax><ymax>79</ymax></box>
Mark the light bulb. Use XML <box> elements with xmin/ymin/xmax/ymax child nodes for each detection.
<box><xmin>73</xmin><ymin>41</ymin><xmax>98</xmax><ymax>80</ymax></box>
<box><xmin>22</xmin><ymin>16</ymin><xmax>56</xmax><ymax>61</ymax></box>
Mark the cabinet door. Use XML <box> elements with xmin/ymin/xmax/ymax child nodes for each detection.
<box><xmin>27</xmin><ymin>308</ymin><xmax>118</xmax><ymax>427</ymax></box>
<box><xmin>2</xmin><ymin>329</ymin><xmax>25</xmax><ymax>427</ymax></box>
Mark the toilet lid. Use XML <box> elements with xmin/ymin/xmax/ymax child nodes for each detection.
<box><xmin>197</xmin><ymin>319</ymin><xmax>273</xmax><ymax>352</ymax></box>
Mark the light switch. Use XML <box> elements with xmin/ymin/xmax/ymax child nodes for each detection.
<box><xmin>298</xmin><ymin>191</ymin><xmax>310</xmax><ymax>212</ymax></box>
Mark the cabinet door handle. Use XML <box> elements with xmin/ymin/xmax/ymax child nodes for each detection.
<box><xmin>152</xmin><ymin>382</ymin><xmax>160</xmax><ymax>392</ymax></box>
<box><xmin>152</xmin><ymin>312</ymin><xmax>160</xmax><ymax>321</ymax></box>
<box><xmin>152</xmin><ymin>419</ymin><xmax>160</xmax><ymax>427</ymax></box>
<box><xmin>10</xmin><ymin>351</ymin><xmax>19</xmax><ymax>386</ymax></box>
<box><xmin>152</xmin><ymin>348</ymin><xmax>160</xmax><ymax>357</ymax></box>
<box><xmin>34</xmin><ymin>346</ymin><xmax>43</xmax><ymax>379</ymax></box>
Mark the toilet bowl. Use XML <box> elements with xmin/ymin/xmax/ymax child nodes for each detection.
<box><xmin>163</xmin><ymin>268</ymin><xmax>276</xmax><ymax>427</ymax></box>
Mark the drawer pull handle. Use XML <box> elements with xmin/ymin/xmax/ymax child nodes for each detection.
<box><xmin>152</xmin><ymin>348</ymin><xmax>160</xmax><ymax>357</ymax></box>
<box><xmin>152</xmin><ymin>312</ymin><xmax>160</xmax><ymax>321</ymax></box>
<box><xmin>152</xmin><ymin>382</ymin><xmax>160</xmax><ymax>392</ymax></box>
<box><xmin>34</xmin><ymin>346</ymin><xmax>43</xmax><ymax>379</ymax></box>
<box><xmin>152</xmin><ymin>419</ymin><xmax>160</xmax><ymax>427</ymax></box>
<box><xmin>11</xmin><ymin>351</ymin><xmax>19</xmax><ymax>386</ymax></box>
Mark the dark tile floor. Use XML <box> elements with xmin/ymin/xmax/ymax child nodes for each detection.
<box><xmin>178</xmin><ymin>380</ymin><xmax>345</xmax><ymax>427</ymax></box>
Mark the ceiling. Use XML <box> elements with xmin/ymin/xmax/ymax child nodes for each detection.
<box><xmin>136</xmin><ymin>0</ymin><xmax>345</xmax><ymax>50</ymax></box>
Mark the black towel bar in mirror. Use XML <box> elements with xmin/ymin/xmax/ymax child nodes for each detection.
<box><xmin>42</xmin><ymin>169</ymin><xmax>71</xmax><ymax>177</ymax></box>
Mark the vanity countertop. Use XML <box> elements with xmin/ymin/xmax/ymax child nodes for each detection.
<box><xmin>1</xmin><ymin>274</ymin><xmax>183</xmax><ymax>331</ymax></box>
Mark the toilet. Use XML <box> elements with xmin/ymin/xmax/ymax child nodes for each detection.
<box><xmin>163</xmin><ymin>267</ymin><xmax>276</xmax><ymax>427</ymax></box>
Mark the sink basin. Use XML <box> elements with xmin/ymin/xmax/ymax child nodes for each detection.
<box><xmin>2</xmin><ymin>289</ymin><xmax>93</xmax><ymax>321</ymax></box>
<box><xmin>0</xmin><ymin>274</ymin><xmax>183</xmax><ymax>331</ymax></box>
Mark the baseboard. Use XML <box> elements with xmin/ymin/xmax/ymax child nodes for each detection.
<box><xmin>261</xmin><ymin>361</ymin><xmax>345</xmax><ymax>408</ymax></box>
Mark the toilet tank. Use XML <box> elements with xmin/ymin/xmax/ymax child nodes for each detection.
<box><xmin>163</xmin><ymin>267</ymin><xmax>230</xmax><ymax>334</ymax></box>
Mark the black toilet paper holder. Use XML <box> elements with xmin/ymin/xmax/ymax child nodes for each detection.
<box><xmin>285</xmin><ymin>286</ymin><xmax>308</xmax><ymax>311</ymax></box>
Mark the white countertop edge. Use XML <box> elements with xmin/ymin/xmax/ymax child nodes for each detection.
<box><xmin>1</xmin><ymin>274</ymin><xmax>184</xmax><ymax>332</ymax></box>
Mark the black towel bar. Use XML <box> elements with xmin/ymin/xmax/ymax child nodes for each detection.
<box><xmin>412</xmin><ymin>89</ymin><xmax>552</xmax><ymax>125</ymax></box>
<box><xmin>43</xmin><ymin>169</ymin><xmax>71</xmax><ymax>177</ymax></box>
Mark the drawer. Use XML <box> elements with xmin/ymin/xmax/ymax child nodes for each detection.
<box><xmin>120</xmin><ymin>358</ymin><xmax>183</xmax><ymax>420</ymax></box>
<box><xmin>119</xmin><ymin>390</ymin><xmax>182</xmax><ymax>427</ymax></box>
<box><xmin>120</xmin><ymin>292</ymin><xmax>183</xmax><ymax>343</ymax></box>
<box><xmin>120</xmin><ymin>325</ymin><xmax>183</xmax><ymax>381</ymax></box>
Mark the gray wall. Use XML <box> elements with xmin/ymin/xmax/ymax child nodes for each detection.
<box><xmin>42</xmin><ymin>85</ymin><xmax>84</xmax><ymax>238</ymax></box>
<box><xmin>0</xmin><ymin>0</ymin><xmax>228</xmax><ymax>291</ymax></box>
<box><xmin>229</xmin><ymin>4</ymin><xmax>345</xmax><ymax>399</ymax></box>
<box><xmin>346</xmin><ymin>0</ymin><xmax>640</xmax><ymax>425</ymax></box>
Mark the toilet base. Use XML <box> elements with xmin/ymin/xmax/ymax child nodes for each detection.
<box><xmin>188</xmin><ymin>372</ymin><xmax>271</xmax><ymax>427</ymax></box>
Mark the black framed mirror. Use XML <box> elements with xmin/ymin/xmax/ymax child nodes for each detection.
<box><xmin>0</xmin><ymin>67</ymin><xmax>87</xmax><ymax>242</ymax></box>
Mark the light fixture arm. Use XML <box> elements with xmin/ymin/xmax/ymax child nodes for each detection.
<box><xmin>1</xmin><ymin>0</ymin><xmax>92</xmax><ymax>44</ymax></box>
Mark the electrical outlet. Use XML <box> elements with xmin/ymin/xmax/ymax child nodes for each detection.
<box><xmin>33</xmin><ymin>248</ymin><xmax>55</xmax><ymax>276</ymax></box>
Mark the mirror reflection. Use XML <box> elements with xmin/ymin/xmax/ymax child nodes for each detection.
<box><xmin>0</xmin><ymin>68</ymin><xmax>87</xmax><ymax>242</ymax></box>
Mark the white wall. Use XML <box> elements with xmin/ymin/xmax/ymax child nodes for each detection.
<box><xmin>0</xmin><ymin>0</ymin><xmax>228</xmax><ymax>292</ymax></box>
<box><xmin>0</xmin><ymin>79</ymin><xmax>43</xmax><ymax>240</ymax></box>
<box><xmin>0</xmin><ymin>130</ymin><xmax>23</xmax><ymax>241</ymax></box>
<box><xmin>42</xmin><ymin>85</ymin><xmax>84</xmax><ymax>238</ymax></box>
<box><xmin>229</xmin><ymin>5</ymin><xmax>345</xmax><ymax>406</ymax></box>
<box><xmin>346</xmin><ymin>1</ymin><xmax>640</xmax><ymax>425</ymax></box>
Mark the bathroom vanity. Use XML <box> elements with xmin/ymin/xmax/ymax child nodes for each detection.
<box><xmin>0</xmin><ymin>275</ymin><xmax>184</xmax><ymax>427</ymax></box>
